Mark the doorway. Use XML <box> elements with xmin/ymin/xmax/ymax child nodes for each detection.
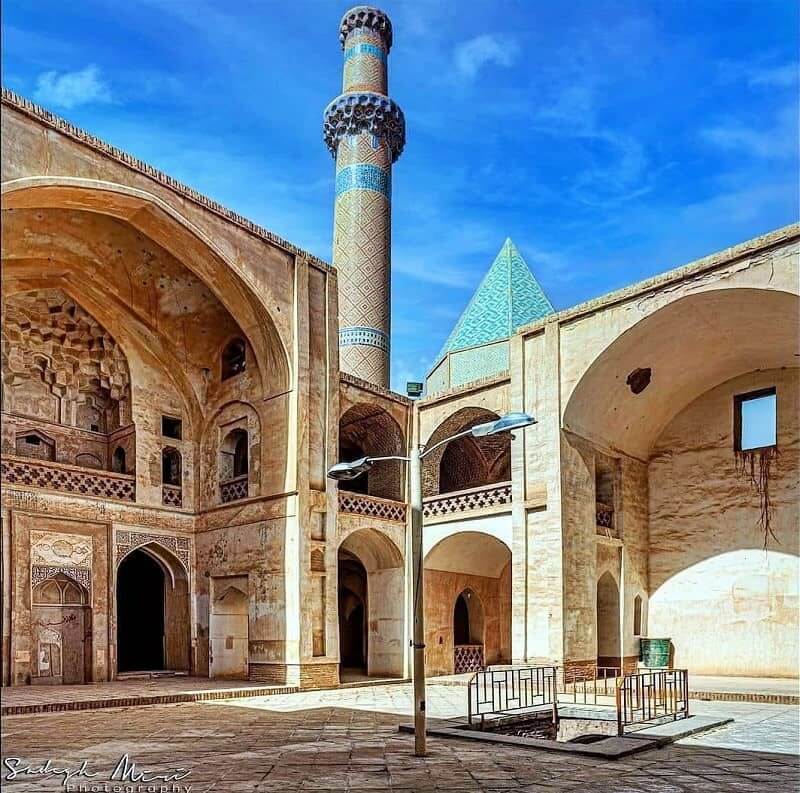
<box><xmin>338</xmin><ymin>552</ymin><xmax>367</xmax><ymax>674</ymax></box>
<box><xmin>116</xmin><ymin>549</ymin><xmax>166</xmax><ymax>672</ymax></box>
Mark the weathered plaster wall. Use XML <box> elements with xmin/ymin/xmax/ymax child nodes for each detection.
<box><xmin>619</xmin><ymin>458</ymin><xmax>649</xmax><ymax>664</ymax></box>
<box><xmin>194</xmin><ymin>514</ymin><xmax>290</xmax><ymax>681</ymax></box>
<box><xmin>513</xmin><ymin>326</ymin><xmax>564</xmax><ymax>665</ymax></box>
<box><xmin>648</xmin><ymin>368</ymin><xmax>799</xmax><ymax>676</ymax></box>
<box><xmin>555</xmin><ymin>236</ymin><xmax>799</xmax><ymax>459</ymax></box>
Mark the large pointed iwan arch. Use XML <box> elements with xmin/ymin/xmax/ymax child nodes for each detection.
<box><xmin>2</xmin><ymin>178</ymin><xmax>290</xmax><ymax>395</ymax></box>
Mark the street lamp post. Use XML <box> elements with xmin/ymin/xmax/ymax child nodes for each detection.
<box><xmin>328</xmin><ymin>411</ymin><xmax>536</xmax><ymax>757</ymax></box>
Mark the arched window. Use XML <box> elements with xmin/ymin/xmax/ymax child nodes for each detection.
<box><xmin>221</xmin><ymin>338</ymin><xmax>246</xmax><ymax>380</ymax></box>
<box><xmin>112</xmin><ymin>447</ymin><xmax>127</xmax><ymax>474</ymax></box>
<box><xmin>219</xmin><ymin>428</ymin><xmax>249</xmax><ymax>502</ymax></box>
<box><xmin>162</xmin><ymin>447</ymin><xmax>182</xmax><ymax>486</ymax></box>
<box><xmin>633</xmin><ymin>595</ymin><xmax>643</xmax><ymax>637</ymax></box>
<box><xmin>233</xmin><ymin>431</ymin><xmax>248</xmax><ymax>477</ymax></box>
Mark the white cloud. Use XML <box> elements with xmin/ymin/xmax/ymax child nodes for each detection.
<box><xmin>748</xmin><ymin>62</ymin><xmax>798</xmax><ymax>88</ymax></box>
<box><xmin>701</xmin><ymin>104</ymin><xmax>797</xmax><ymax>160</ymax></box>
<box><xmin>33</xmin><ymin>65</ymin><xmax>112</xmax><ymax>109</ymax></box>
<box><xmin>454</xmin><ymin>34</ymin><xmax>519</xmax><ymax>80</ymax></box>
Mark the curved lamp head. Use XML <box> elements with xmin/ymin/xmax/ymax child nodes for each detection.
<box><xmin>328</xmin><ymin>456</ymin><xmax>373</xmax><ymax>481</ymax></box>
<box><xmin>471</xmin><ymin>411</ymin><xmax>537</xmax><ymax>437</ymax></box>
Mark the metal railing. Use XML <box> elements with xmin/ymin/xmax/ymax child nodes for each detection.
<box><xmin>616</xmin><ymin>668</ymin><xmax>689</xmax><ymax>735</ymax></box>
<box><xmin>559</xmin><ymin>666</ymin><xmax>621</xmax><ymax>704</ymax></box>
<box><xmin>468</xmin><ymin>666</ymin><xmax>557</xmax><ymax>726</ymax></box>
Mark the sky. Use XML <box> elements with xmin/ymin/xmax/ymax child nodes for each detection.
<box><xmin>3</xmin><ymin>0</ymin><xmax>798</xmax><ymax>391</ymax></box>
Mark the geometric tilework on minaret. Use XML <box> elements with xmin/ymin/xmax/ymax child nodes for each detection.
<box><xmin>323</xmin><ymin>6</ymin><xmax>405</xmax><ymax>388</ymax></box>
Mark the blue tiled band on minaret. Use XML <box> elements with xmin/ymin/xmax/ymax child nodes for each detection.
<box><xmin>344</xmin><ymin>43</ymin><xmax>387</xmax><ymax>63</ymax></box>
<box><xmin>339</xmin><ymin>326</ymin><xmax>389</xmax><ymax>352</ymax></box>
<box><xmin>335</xmin><ymin>164</ymin><xmax>391</xmax><ymax>197</ymax></box>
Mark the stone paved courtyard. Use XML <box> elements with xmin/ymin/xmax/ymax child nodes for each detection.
<box><xmin>1</xmin><ymin>682</ymin><xmax>797</xmax><ymax>792</ymax></box>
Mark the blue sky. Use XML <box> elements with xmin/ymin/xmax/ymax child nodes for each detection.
<box><xmin>3</xmin><ymin>0</ymin><xmax>798</xmax><ymax>391</ymax></box>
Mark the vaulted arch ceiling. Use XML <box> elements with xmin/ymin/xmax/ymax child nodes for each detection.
<box><xmin>1</xmin><ymin>189</ymin><xmax>290</xmax><ymax>427</ymax></box>
<box><xmin>562</xmin><ymin>288</ymin><xmax>800</xmax><ymax>460</ymax></box>
<box><xmin>2</xmin><ymin>181</ymin><xmax>290</xmax><ymax>396</ymax></box>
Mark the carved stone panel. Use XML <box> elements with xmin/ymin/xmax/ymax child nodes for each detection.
<box><xmin>115</xmin><ymin>530</ymin><xmax>191</xmax><ymax>570</ymax></box>
<box><xmin>31</xmin><ymin>530</ymin><xmax>93</xmax><ymax>568</ymax></box>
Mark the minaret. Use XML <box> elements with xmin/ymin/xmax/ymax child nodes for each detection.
<box><xmin>323</xmin><ymin>6</ymin><xmax>405</xmax><ymax>388</ymax></box>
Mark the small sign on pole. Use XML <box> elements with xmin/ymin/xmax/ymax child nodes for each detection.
<box><xmin>406</xmin><ymin>381</ymin><xmax>423</xmax><ymax>398</ymax></box>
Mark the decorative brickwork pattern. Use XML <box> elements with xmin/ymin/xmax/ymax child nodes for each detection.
<box><xmin>162</xmin><ymin>484</ymin><xmax>183</xmax><ymax>508</ymax></box>
<box><xmin>248</xmin><ymin>664</ymin><xmax>288</xmax><ymax>684</ymax></box>
<box><xmin>115</xmin><ymin>531</ymin><xmax>190</xmax><ymax>570</ymax></box>
<box><xmin>423</xmin><ymin>482</ymin><xmax>512</xmax><ymax>519</ymax></box>
<box><xmin>299</xmin><ymin>662</ymin><xmax>340</xmax><ymax>690</ymax></box>
<box><xmin>335</xmin><ymin>164</ymin><xmax>391</xmax><ymax>197</ymax></box>
<box><xmin>338</xmin><ymin>490</ymin><xmax>407</xmax><ymax>522</ymax></box>
<box><xmin>339</xmin><ymin>402</ymin><xmax>405</xmax><ymax>500</ymax></box>
<box><xmin>343</xmin><ymin>34</ymin><xmax>388</xmax><ymax>93</ymax></box>
<box><xmin>220</xmin><ymin>475</ymin><xmax>248</xmax><ymax>503</ymax></box>
<box><xmin>454</xmin><ymin>644</ymin><xmax>484</xmax><ymax>674</ymax></box>
<box><xmin>421</xmin><ymin>407</ymin><xmax>511</xmax><ymax>497</ymax></box>
<box><xmin>2</xmin><ymin>456</ymin><xmax>135</xmax><ymax>501</ymax></box>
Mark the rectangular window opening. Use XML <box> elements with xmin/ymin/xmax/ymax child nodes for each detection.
<box><xmin>734</xmin><ymin>387</ymin><xmax>776</xmax><ymax>452</ymax></box>
<box><xmin>162</xmin><ymin>415</ymin><xmax>183</xmax><ymax>440</ymax></box>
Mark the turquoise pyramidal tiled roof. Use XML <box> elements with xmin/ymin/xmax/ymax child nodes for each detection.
<box><xmin>435</xmin><ymin>238</ymin><xmax>554</xmax><ymax>363</ymax></box>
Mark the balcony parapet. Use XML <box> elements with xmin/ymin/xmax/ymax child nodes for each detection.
<box><xmin>1</xmin><ymin>454</ymin><xmax>136</xmax><ymax>502</ymax></box>
<box><xmin>423</xmin><ymin>481</ymin><xmax>512</xmax><ymax>520</ymax></box>
<box><xmin>220</xmin><ymin>474</ymin><xmax>248</xmax><ymax>504</ymax></box>
<box><xmin>162</xmin><ymin>483</ymin><xmax>183</xmax><ymax>507</ymax></box>
<box><xmin>338</xmin><ymin>490</ymin><xmax>407</xmax><ymax>522</ymax></box>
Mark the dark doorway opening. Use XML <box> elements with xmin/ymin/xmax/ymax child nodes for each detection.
<box><xmin>454</xmin><ymin>592</ymin><xmax>471</xmax><ymax>645</ymax></box>
<box><xmin>338</xmin><ymin>552</ymin><xmax>368</xmax><ymax>672</ymax></box>
<box><xmin>117</xmin><ymin>549</ymin><xmax>165</xmax><ymax>672</ymax></box>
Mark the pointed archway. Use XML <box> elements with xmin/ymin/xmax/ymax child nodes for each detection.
<box><xmin>597</xmin><ymin>572</ymin><xmax>621</xmax><ymax>670</ymax></box>
<box><xmin>116</xmin><ymin>543</ymin><xmax>190</xmax><ymax>674</ymax></box>
<box><xmin>337</xmin><ymin>528</ymin><xmax>404</xmax><ymax>679</ymax></box>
